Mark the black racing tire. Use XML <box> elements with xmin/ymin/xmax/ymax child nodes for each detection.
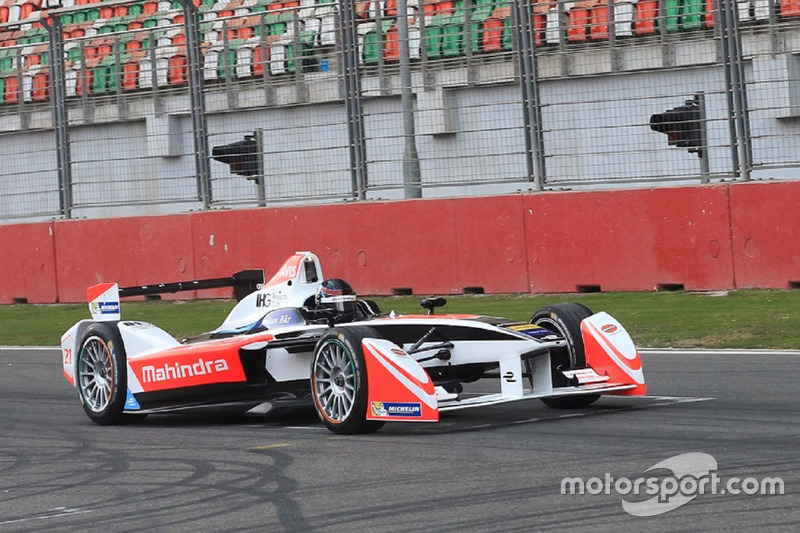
<box><xmin>76</xmin><ymin>322</ymin><xmax>145</xmax><ymax>425</ymax></box>
<box><xmin>530</xmin><ymin>303</ymin><xmax>600</xmax><ymax>409</ymax></box>
<box><xmin>311</xmin><ymin>326</ymin><xmax>385</xmax><ymax>435</ymax></box>
<box><xmin>530</xmin><ymin>302</ymin><xmax>593</xmax><ymax>369</ymax></box>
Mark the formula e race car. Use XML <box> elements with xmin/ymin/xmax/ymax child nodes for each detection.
<box><xmin>61</xmin><ymin>252</ymin><xmax>646</xmax><ymax>434</ymax></box>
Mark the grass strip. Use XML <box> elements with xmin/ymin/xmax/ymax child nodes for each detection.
<box><xmin>1</xmin><ymin>290</ymin><xmax>799</xmax><ymax>349</ymax></box>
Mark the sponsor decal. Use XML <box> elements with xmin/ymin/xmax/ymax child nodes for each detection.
<box><xmin>121</xmin><ymin>321</ymin><xmax>154</xmax><ymax>330</ymax></box>
<box><xmin>278</xmin><ymin>265</ymin><xmax>297</xmax><ymax>279</ymax></box>
<box><xmin>370</xmin><ymin>401</ymin><xmax>422</xmax><ymax>418</ymax></box>
<box><xmin>261</xmin><ymin>309</ymin><xmax>301</xmax><ymax>327</ymax></box>
<box><xmin>601</xmin><ymin>323</ymin><xmax>618</xmax><ymax>334</ymax></box>
<box><xmin>140</xmin><ymin>357</ymin><xmax>230</xmax><ymax>384</ymax></box>
<box><xmin>256</xmin><ymin>291</ymin><xmax>288</xmax><ymax>308</ymax></box>
<box><xmin>391</xmin><ymin>348</ymin><xmax>408</xmax><ymax>358</ymax></box>
<box><xmin>91</xmin><ymin>301</ymin><xmax>120</xmax><ymax>315</ymax></box>
<box><xmin>125</xmin><ymin>389</ymin><xmax>141</xmax><ymax>410</ymax></box>
<box><xmin>507</xmin><ymin>323</ymin><xmax>556</xmax><ymax>338</ymax></box>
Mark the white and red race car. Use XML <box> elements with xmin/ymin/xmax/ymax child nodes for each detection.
<box><xmin>61</xmin><ymin>251</ymin><xmax>646</xmax><ymax>434</ymax></box>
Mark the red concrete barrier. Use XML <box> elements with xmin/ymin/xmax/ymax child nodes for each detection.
<box><xmin>729</xmin><ymin>181</ymin><xmax>800</xmax><ymax>288</ymax></box>
<box><xmin>523</xmin><ymin>185</ymin><xmax>736</xmax><ymax>292</ymax></box>
<box><xmin>5</xmin><ymin>182</ymin><xmax>799</xmax><ymax>303</ymax></box>
<box><xmin>0</xmin><ymin>222</ymin><xmax>57</xmax><ymax>303</ymax></box>
<box><xmin>54</xmin><ymin>215</ymin><xmax>196</xmax><ymax>303</ymax></box>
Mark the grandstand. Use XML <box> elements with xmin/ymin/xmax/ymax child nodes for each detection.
<box><xmin>1</xmin><ymin>0</ymin><xmax>800</xmax><ymax>221</ymax></box>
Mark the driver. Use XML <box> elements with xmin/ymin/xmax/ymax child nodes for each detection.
<box><xmin>314</xmin><ymin>278</ymin><xmax>361</xmax><ymax>323</ymax></box>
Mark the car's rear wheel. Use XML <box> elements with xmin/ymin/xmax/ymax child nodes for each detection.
<box><xmin>531</xmin><ymin>303</ymin><xmax>600</xmax><ymax>409</ymax></box>
<box><xmin>311</xmin><ymin>327</ymin><xmax>384</xmax><ymax>435</ymax></box>
<box><xmin>77</xmin><ymin>322</ymin><xmax>146</xmax><ymax>425</ymax></box>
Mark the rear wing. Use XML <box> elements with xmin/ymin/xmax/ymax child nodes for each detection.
<box><xmin>118</xmin><ymin>269</ymin><xmax>264</xmax><ymax>302</ymax></box>
<box><xmin>86</xmin><ymin>269</ymin><xmax>264</xmax><ymax>322</ymax></box>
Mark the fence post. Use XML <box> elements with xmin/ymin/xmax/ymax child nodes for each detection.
<box><xmin>40</xmin><ymin>12</ymin><xmax>73</xmax><ymax>218</ymax></box>
<box><xmin>398</xmin><ymin>0</ymin><xmax>422</xmax><ymax>199</ymax></box>
<box><xmin>513</xmin><ymin>0</ymin><xmax>546</xmax><ymax>189</ymax></box>
<box><xmin>339</xmin><ymin>1</ymin><xmax>368</xmax><ymax>200</ymax></box>
<box><xmin>178</xmin><ymin>0</ymin><xmax>213</xmax><ymax>207</ymax></box>
<box><xmin>718</xmin><ymin>0</ymin><xmax>752</xmax><ymax>181</ymax></box>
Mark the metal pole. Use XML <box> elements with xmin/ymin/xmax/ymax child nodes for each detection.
<box><xmin>398</xmin><ymin>0</ymin><xmax>422</xmax><ymax>198</ymax></box>
<box><xmin>178</xmin><ymin>0</ymin><xmax>213</xmax><ymax>207</ymax></box>
<box><xmin>718</xmin><ymin>0</ymin><xmax>751</xmax><ymax>181</ymax></box>
<box><xmin>513</xmin><ymin>0</ymin><xmax>545</xmax><ymax>189</ymax></box>
<box><xmin>695</xmin><ymin>92</ymin><xmax>710</xmax><ymax>183</ymax></box>
<box><xmin>41</xmin><ymin>14</ymin><xmax>73</xmax><ymax>218</ymax></box>
<box><xmin>339</xmin><ymin>1</ymin><xmax>368</xmax><ymax>199</ymax></box>
<box><xmin>254</xmin><ymin>128</ymin><xmax>266</xmax><ymax>207</ymax></box>
<box><xmin>728</xmin><ymin>0</ymin><xmax>752</xmax><ymax>181</ymax></box>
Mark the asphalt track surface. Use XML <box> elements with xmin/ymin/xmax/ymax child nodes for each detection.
<box><xmin>0</xmin><ymin>348</ymin><xmax>797</xmax><ymax>532</ymax></box>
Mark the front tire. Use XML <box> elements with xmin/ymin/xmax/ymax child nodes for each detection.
<box><xmin>531</xmin><ymin>303</ymin><xmax>600</xmax><ymax>409</ymax></box>
<box><xmin>76</xmin><ymin>322</ymin><xmax>144</xmax><ymax>425</ymax></box>
<box><xmin>311</xmin><ymin>327</ymin><xmax>385</xmax><ymax>435</ymax></box>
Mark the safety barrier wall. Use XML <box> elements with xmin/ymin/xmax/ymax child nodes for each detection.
<box><xmin>522</xmin><ymin>185</ymin><xmax>737</xmax><ymax>292</ymax></box>
<box><xmin>0</xmin><ymin>222</ymin><xmax>58</xmax><ymax>304</ymax></box>
<box><xmin>728</xmin><ymin>181</ymin><xmax>800</xmax><ymax>289</ymax></box>
<box><xmin>1</xmin><ymin>182</ymin><xmax>798</xmax><ymax>304</ymax></box>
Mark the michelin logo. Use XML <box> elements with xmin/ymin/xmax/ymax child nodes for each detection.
<box><xmin>371</xmin><ymin>401</ymin><xmax>422</xmax><ymax>418</ymax></box>
<box><xmin>91</xmin><ymin>301</ymin><xmax>120</xmax><ymax>315</ymax></box>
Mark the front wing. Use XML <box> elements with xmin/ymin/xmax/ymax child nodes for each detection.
<box><xmin>359</xmin><ymin>311</ymin><xmax>646</xmax><ymax>421</ymax></box>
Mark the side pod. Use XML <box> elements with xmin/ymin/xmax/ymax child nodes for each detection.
<box><xmin>361</xmin><ymin>338</ymin><xmax>439</xmax><ymax>422</ymax></box>
<box><xmin>581</xmin><ymin>312</ymin><xmax>647</xmax><ymax>395</ymax></box>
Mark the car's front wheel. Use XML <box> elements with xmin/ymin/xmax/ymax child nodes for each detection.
<box><xmin>531</xmin><ymin>303</ymin><xmax>600</xmax><ymax>409</ymax></box>
<box><xmin>76</xmin><ymin>322</ymin><xmax>145</xmax><ymax>425</ymax></box>
<box><xmin>311</xmin><ymin>327</ymin><xmax>384</xmax><ymax>435</ymax></box>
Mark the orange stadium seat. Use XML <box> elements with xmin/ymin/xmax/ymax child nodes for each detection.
<box><xmin>567</xmin><ymin>2</ymin><xmax>592</xmax><ymax>42</ymax></box>
<box><xmin>31</xmin><ymin>69</ymin><xmax>48</xmax><ymax>101</ymax></box>
<box><xmin>384</xmin><ymin>23</ymin><xmax>399</xmax><ymax>61</ymax></box>
<box><xmin>122</xmin><ymin>57</ymin><xmax>140</xmax><ymax>91</ymax></box>
<box><xmin>635</xmin><ymin>0</ymin><xmax>658</xmax><ymax>35</ymax></box>
<box><xmin>4</xmin><ymin>74</ymin><xmax>19</xmax><ymax>103</ymax></box>
<box><xmin>251</xmin><ymin>42</ymin><xmax>267</xmax><ymax>76</ymax></box>
<box><xmin>20</xmin><ymin>1</ymin><xmax>40</xmax><ymax>21</ymax></box>
<box><xmin>483</xmin><ymin>16</ymin><xmax>504</xmax><ymax>52</ymax></box>
<box><xmin>590</xmin><ymin>0</ymin><xmax>610</xmax><ymax>40</ymax></box>
<box><xmin>781</xmin><ymin>0</ymin><xmax>800</xmax><ymax>16</ymax></box>
<box><xmin>143</xmin><ymin>1</ymin><xmax>158</xmax><ymax>15</ymax></box>
<box><xmin>168</xmin><ymin>54</ymin><xmax>187</xmax><ymax>85</ymax></box>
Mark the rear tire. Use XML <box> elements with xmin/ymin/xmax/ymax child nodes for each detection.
<box><xmin>531</xmin><ymin>303</ymin><xmax>600</xmax><ymax>409</ymax></box>
<box><xmin>311</xmin><ymin>326</ymin><xmax>385</xmax><ymax>435</ymax></box>
<box><xmin>76</xmin><ymin>322</ymin><xmax>145</xmax><ymax>425</ymax></box>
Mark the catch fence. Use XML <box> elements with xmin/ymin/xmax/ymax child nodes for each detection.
<box><xmin>1</xmin><ymin>0</ymin><xmax>799</xmax><ymax>221</ymax></box>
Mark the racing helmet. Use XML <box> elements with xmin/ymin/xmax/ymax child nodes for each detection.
<box><xmin>315</xmin><ymin>278</ymin><xmax>358</xmax><ymax>313</ymax></box>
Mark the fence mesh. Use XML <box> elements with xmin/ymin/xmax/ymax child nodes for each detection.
<box><xmin>1</xmin><ymin>0</ymin><xmax>800</xmax><ymax>221</ymax></box>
